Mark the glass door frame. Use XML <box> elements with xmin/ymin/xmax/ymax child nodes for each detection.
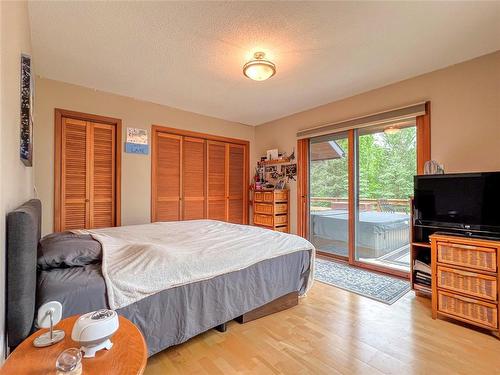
<box><xmin>304</xmin><ymin>102</ymin><xmax>430</xmax><ymax>278</ymax></box>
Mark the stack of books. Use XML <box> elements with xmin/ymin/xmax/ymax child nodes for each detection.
<box><xmin>413</xmin><ymin>260</ymin><xmax>431</xmax><ymax>287</ymax></box>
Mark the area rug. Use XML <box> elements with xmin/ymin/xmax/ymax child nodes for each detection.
<box><xmin>314</xmin><ymin>258</ymin><xmax>410</xmax><ymax>304</ymax></box>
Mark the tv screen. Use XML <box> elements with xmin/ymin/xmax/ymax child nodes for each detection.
<box><xmin>414</xmin><ymin>172</ymin><xmax>500</xmax><ymax>234</ymax></box>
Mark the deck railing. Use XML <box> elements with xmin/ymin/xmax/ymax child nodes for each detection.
<box><xmin>310</xmin><ymin>197</ymin><xmax>411</xmax><ymax>213</ymax></box>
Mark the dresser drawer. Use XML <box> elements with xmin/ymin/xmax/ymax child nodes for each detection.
<box><xmin>274</xmin><ymin>215</ymin><xmax>287</xmax><ymax>225</ymax></box>
<box><xmin>254</xmin><ymin>214</ymin><xmax>273</xmax><ymax>227</ymax></box>
<box><xmin>274</xmin><ymin>190</ymin><xmax>288</xmax><ymax>202</ymax></box>
<box><xmin>275</xmin><ymin>226</ymin><xmax>288</xmax><ymax>233</ymax></box>
<box><xmin>275</xmin><ymin>203</ymin><xmax>288</xmax><ymax>214</ymax></box>
<box><xmin>438</xmin><ymin>290</ymin><xmax>498</xmax><ymax>329</ymax></box>
<box><xmin>437</xmin><ymin>266</ymin><xmax>497</xmax><ymax>302</ymax></box>
<box><xmin>437</xmin><ymin>242</ymin><xmax>497</xmax><ymax>273</ymax></box>
<box><xmin>254</xmin><ymin>203</ymin><xmax>274</xmax><ymax>215</ymax></box>
<box><xmin>254</xmin><ymin>191</ymin><xmax>274</xmax><ymax>203</ymax></box>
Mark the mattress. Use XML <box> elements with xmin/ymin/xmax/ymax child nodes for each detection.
<box><xmin>37</xmin><ymin>250</ymin><xmax>311</xmax><ymax>356</ymax></box>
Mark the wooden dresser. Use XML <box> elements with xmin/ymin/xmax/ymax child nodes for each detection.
<box><xmin>253</xmin><ymin>189</ymin><xmax>289</xmax><ymax>233</ymax></box>
<box><xmin>431</xmin><ymin>234</ymin><xmax>500</xmax><ymax>336</ymax></box>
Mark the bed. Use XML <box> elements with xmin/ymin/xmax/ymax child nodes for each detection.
<box><xmin>311</xmin><ymin>209</ymin><xmax>410</xmax><ymax>257</ymax></box>
<box><xmin>7</xmin><ymin>199</ymin><xmax>314</xmax><ymax>356</ymax></box>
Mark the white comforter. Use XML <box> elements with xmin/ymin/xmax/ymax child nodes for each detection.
<box><xmin>80</xmin><ymin>220</ymin><xmax>315</xmax><ymax>309</ymax></box>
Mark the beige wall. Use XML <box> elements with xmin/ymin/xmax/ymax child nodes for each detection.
<box><xmin>34</xmin><ymin>78</ymin><xmax>255</xmax><ymax>235</ymax></box>
<box><xmin>1</xmin><ymin>1</ymin><xmax>34</xmax><ymax>359</ymax></box>
<box><xmin>34</xmin><ymin>51</ymin><xmax>500</xmax><ymax>237</ymax></box>
<box><xmin>255</xmin><ymin>51</ymin><xmax>500</xmax><ymax>234</ymax></box>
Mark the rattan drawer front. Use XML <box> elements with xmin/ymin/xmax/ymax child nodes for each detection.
<box><xmin>254</xmin><ymin>214</ymin><xmax>273</xmax><ymax>227</ymax></box>
<box><xmin>263</xmin><ymin>192</ymin><xmax>274</xmax><ymax>202</ymax></box>
<box><xmin>438</xmin><ymin>291</ymin><xmax>498</xmax><ymax>329</ymax></box>
<box><xmin>254</xmin><ymin>203</ymin><xmax>273</xmax><ymax>215</ymax></box>
<box><xmin>437</xmin><ymin>242</ymin><xmax>497</xmax><ymax>273</ymax></box>
<box><xmin>274</xmin><ymin>215</ymin><xmax>287</xmax><ymax>225</ymax></box>
<box><xmin>437</xmin><ymin>266</ymin><xmax>497</xmax><ymax>302</ymax></box>
<box><xmin>275</xmin><ymin>226</ymin><xmax>288</xmax><ymax>233</ymax></box>
<box><xmin>254</xmin><ymin>192</ymin><xmax>264</xmax><ymax>202</ymax></box>
<box><xmin>274</xmin><ymin>190</ymin><xmax>288</xmax><ymax>201</ymax></box>
<box><xmin>275</xmin><ymin>203</ymin><xmax>288</xmax><ymax>214</ymax></box>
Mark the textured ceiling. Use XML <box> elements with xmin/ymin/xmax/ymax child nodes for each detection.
<box><xmin>28</xmin><ymin>2</ymin><xmax>500</xmax><ymax>125</ymax></box>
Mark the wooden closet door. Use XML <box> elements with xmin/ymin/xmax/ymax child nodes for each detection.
<box><xmin>61</xmin><ymin>117</ymin><xmax>89</xmax><ymax>230</ymax></box>
<box><xmin>154</xmin><ymin>133</ymin><xmax>182</xmax><ymax>221</ymax></box>
<box><xmin>90</xmin><ymin>122</ymin><xmax>116</xmax><ymax>228</ymax></box>
<box><xmin>227</xmin><ymin>144</ymin><xmax>246</xmax><ymax>224</ymax></box>
<box><xmin>182</xmin><ymin>137</ymin><xmax>206</xmax><ymax>220</ymax></box>
<box><xmin>206</xmin><ymin>141</ymin><xmax>227</xmax><ymax>221</ymax></box>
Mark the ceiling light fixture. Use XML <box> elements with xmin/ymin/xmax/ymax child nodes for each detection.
<box><xmin>384</xmin><ymin>126</ymin><xmax>400</xmax><ymax>135</ymax></box>
<box><xmin>243</xmin><ymin>52</ymin><xmax>276</xmax><ymax>81</ymax></box>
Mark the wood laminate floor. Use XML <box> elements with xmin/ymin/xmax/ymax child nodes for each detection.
<box><xmin>144</xmin><ymin>282</ymin><xmax>500</xmax><ymax>375</ymax></box>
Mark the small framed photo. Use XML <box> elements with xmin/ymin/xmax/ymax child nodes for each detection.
<box><xmin>282</xmin><ymin>164</ymin><xmax>297</xmax><ymax>180</ymax></box>
<box><xmin>266</xmin><ymin>149</ymin><xmax>279</xmax><ymax>161</ymax></box>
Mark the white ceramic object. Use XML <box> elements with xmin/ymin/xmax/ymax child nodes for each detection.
<box><xmin>71</xmin><ymin>310</ymin><xmax>119</xmax><ymax>358</ymax></box>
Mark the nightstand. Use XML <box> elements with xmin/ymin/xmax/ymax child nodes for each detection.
<box><xmin>2</xmin><ymin>315</ymin><xmax>147</xmax><ymax>375</ymax></box>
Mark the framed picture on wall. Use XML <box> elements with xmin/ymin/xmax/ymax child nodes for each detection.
<box><xmin>20</xmin><ymin>53</ymin><xmax>34</xmax><ymax>167</ymax></box>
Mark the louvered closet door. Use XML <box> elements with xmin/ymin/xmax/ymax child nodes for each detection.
<box><xmin>227</xmin><ymin>144</ymin><xmax>245</xmax><ymax>224</ymax></box>
<box><xmin>90</xmin><ymin>122</ymin><xmax>116</xmax><ymax>228</ymax></box>
<box><xmin>182</xmin><ymin>137</ymin><xmax>206</xmax><ymax>220</ymax></box>
<box><xmin>154</xmin><ymin>133</ymin><xmax>182</xmax><ymax>221</ymax></box>
<box><xmin>61</xmin><ymin>118</ymin><xmax>89</xmax><ymax>230</ymax></box>
<box><xmin>206</xmin><ymin>141</ymin><xmax>227</xmax><ymax>221</ymax></box>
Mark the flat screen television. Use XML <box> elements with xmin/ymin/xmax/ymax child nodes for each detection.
<box><xmin>414</xmin><ymin>172</ymin><xmax>500</xmax><ymax>237</ymax></box>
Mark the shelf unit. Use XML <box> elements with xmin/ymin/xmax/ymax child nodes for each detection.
<box><xmin>258</xmin><ymin>158</ymin><xmax>291</xmax><ymax>166</ymax></box>
<box><xmin>410</xmin><ymin>197</ymin><xmax>433</xmax><ymax>296</ymax></box>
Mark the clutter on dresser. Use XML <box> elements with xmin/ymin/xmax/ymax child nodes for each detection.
<box><xmin>253</xmin><ymin>147</ymin><xmax>296</xmax><ymax>191</ymax></box>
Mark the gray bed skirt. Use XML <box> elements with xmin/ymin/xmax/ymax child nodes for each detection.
<box><xmin>39</xmin><ymin>250</ymin><xmax>311</xmax><ymax>356</ymax></box>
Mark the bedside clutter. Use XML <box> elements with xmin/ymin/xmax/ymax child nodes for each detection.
<box><xmin>2</xmin><ymin>315</ymin><xmax>147</xmax><ymax>375</ymax></box>
<box><xmin>431</xmin><ymin>233</ymin><xmax>499</xmax><ymax>336</ymax></box>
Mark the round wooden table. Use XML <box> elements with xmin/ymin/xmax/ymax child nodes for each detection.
<box><xmin>1</xmin><ymin>315</ymin><xmax>147</xmax><ymax>375</ymax></box>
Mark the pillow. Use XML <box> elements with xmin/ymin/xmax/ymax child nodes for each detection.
<box><xmin>38</xmin><ymin>231</ymin><xmax>102</xmax><ymax>270</ymax></box>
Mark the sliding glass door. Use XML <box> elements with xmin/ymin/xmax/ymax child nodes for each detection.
<box><xmin>309</xmin><ymin>121</ymin><xmax>417</xmax><ymax>275</ymax></box>
<box><xmin>309</xmin><ymin>132</ymin><xmax>350</xmax><ymax>260</ymax></box>
<box><xmin>354</xmin><ymin>123</ymin><xmax>416</xmax><ymax>273</ymax></box>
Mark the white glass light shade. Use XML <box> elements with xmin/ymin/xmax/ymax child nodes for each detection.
<box><xmin>243</xmin><ymin>52</ymin><xmax>276</xmax><ymax>81</ymax></box>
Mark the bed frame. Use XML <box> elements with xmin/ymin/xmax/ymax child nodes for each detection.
<box><xmin>6</xmin><ymin>199</ymin><xmax>299</xmax><ymax>351</ymax></box>
<box><xmin>6</xmin><ymin>199</ymin><xmax>41</xmax><ymax>349</ymax></box>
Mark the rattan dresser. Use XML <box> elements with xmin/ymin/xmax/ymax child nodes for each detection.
<box><xmin>253</xmin><ymin>189</ymin><xmax>289</xmax><ymax>233</ymax></box>
<box><xmin>430</xmin><ymin>234</ymin><xmax>500</xmax><ymax>336</ymax></box>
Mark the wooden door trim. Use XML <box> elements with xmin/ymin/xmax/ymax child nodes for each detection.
<box><xmin>152</xmin><ymin>125</ymin><xmax>249</xmax><ymax>224</ymax></box>
<box><xmin>54</xmin><ymin>108</ymin><xmax>122</xmax><ymax>232</ymax></box>
<box><xmin>152</xmin><ymin>125</ymin><xmax>249</xmax><ymax>147</ymax></box>
<box><xmin>347</xmin><ymin>129</ymin><xmax>355</xmax><ymax>265</ymax></box>
<box><xmin>416</xmin><ymin>101</ymin><xmax>431</xmax><ymax>174</ymax></box>
<box><xmin>297</xmin><ymin>138</ymin><xmax>309</xmax><ymax>238</ymax></box>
